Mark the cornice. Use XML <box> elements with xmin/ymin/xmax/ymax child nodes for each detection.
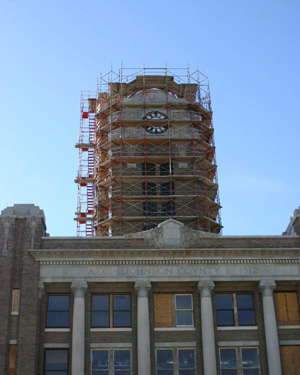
<box><xmin>37</xmin><ymin>258</ymin><xmax>300</xmax><ymax>266</ymax></box>
<box><xmin>30</xmin><ymin>247</ymin><xmax>300</xmax><ymax>261</ymax></box>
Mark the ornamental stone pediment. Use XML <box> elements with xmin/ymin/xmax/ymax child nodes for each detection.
<box><xmin>124</xmin><ymin>219</ymin><xmax>219</xmax><ymax>249</ymax></box>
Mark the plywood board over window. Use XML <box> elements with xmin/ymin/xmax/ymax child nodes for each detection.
<box><xmin>154</xmin><ymin>294</ymin><xmax>174</xmax><ymax>327</ymax></box>
<box><xmin>275</xmin><ymin>293</ymin><xmax>300</xmax><ymax>325</ymax></box>
<box><xmin>9</xmin><ymin>345</ymin><xmax>16</xmax><ymax>375</ymax></box>
<box><xmin>281</xmin><ymin>346</ymin><xmax>300</xmax><ymax>375</ymax></box>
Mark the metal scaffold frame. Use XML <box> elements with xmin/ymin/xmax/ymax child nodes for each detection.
<box><xmin>75</xmin><ymin>65</ymin><xmax>222</xmax><ymax>236</ymax></box>
<box><xmin>75</xmin><ymin>91</ymin><xmax>97</xmax><ymax>236</ymax></box>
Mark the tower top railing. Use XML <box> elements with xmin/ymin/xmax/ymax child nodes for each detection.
<box><xmin>97</xmin><ymin>65</ymin><xmax>211</xmax><ymax>111</ymax></box>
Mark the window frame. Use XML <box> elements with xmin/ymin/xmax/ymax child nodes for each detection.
<box><xmin>160</xmin><ymin>163</ymin><xmax>173</xmax><ymax>176</ymax></box>
<box><xmin>156</xmin><ymin>348</ymin><xmax>174</xmax><ymax>375</ymax></box>
<box><xmin>274</xmin><ymin>291</ymin><xmax>300</xmax><ymax>325</ymax></box>
<box><xmin>155</xmin><ymin>348</ymin><xmax>196</xmax><ymax>375</ymax></box>
<box><xmin>175</xmin><ymin>294</ymin><xmax>194</xmax><ymax>328</ymax></box>
<box><xmin>143</xmin><ymin>221</ymin><xmax>158</xmax><ymax>231</ymax></box>
<box><xmin>219</xmin><ymin>347</ymin><xmax>260</xmax><ymax>375</ymax></box>
<box><xmin>9</xmin><ymin>345</ymin><xmax>17</xmax><ymax>375</ymax></box>
<box><xmin>91</xmin><ymin>294</ymin><xmax>131</xmax><ymax>328</ymax></box>
<box><xmin>142</xmin><ymin>182</ymin><xmax>157</xmax><ymax>196</ymax></box>
<box><xmin>177</xmin><ymin>348</ymin><xmax>196</xmax><ymax>374</ymax></box>
<box><xmin>161</xmin><ymin>201</ymin><xmax>175</xmax><ymax>216</ymax></box>
<box><xmin>11</xmin><ymin>289</ymin><xmax>20</xmax><ymax>315</ymax></box>
<box><xmin>46</xmin><ymin>294</ymin><xmax>70</xmax><ymax>328</ymax></box>
<box><xmin>143</xmin><ymin>202</ymin><xmax>158</xmax><ymax>216</ymax></box>
<box><xmin>92</xmin><ymin>295</ymin><xmax>110</xmax><ymax>328</ymax></box>
<box><xmin>160</xmin><ymin>181</ymin><xmax>175</xmax><ymax>196</ymax></box>
<box><xmin>154</xmin><ymin>293</ymin><xmax>194</xmax><ymax>328</ymax></box>
<box><xmin>216</xmin><ymin>293</ymin><xmax>256</xmax><ymax>327</ymax></box>
<box><xmin>142</xmin><ymin>163</ymin><xmax>156</xmax><ymax>176</ymax></box>
<box><xmin>91</xmin><ymin>348</ymin><xmax>131</xmax><ymax>375</ymax></box>
<box><xmin>44</xmin><ymin>348</ymin><xmax>69</xmax><ymax>375</ymax></box>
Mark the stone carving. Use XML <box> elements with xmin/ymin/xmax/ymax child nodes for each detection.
<box><xmin>259</xmin><ymin>279</ymin><xmax>276</xmax><ymax>296</ymax></box>
<box><xmin>124</xmin><ymin>218</ymin><xmax>219</xmax><ymax>249</ymax></box>
<box><xmin>198</xmin><ymin>279</ymin><xmax>215</xmax><ymax>292</ymax></box>
<box><xmin>71</xmin><ymin>281</ymin><xmax>88</xmax><ymax>292</ymax></box>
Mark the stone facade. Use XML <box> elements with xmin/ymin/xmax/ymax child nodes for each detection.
<box><xmin>1</xmin><ymin>205</ymin><xmax>300</xmax><ymax>375</ymax></box>
<box><xmin>283</xmin><ymin>206</ymin><xmax>300</xmax><ymax>236</ymax></box>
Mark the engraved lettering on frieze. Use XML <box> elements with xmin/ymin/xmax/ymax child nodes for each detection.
<box><xmin>239</xmin><ymin>266</ymin><xmax>259</xmax><ymax>275</ymax></box>
<box><xmin>88</xmin><ymin>268</ymin><xmax>104</xmax><ymax>276</ymax></box>
<box><xmin>117</xmin><ymin>266</ymin><xmax>221</xmax><ymax>277</ymax></box>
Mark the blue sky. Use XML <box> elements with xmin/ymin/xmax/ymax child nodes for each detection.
<box><xmin>0</xmin><ymin>0</ymin><xmax>299</xmax><ymax>236</ymax></box>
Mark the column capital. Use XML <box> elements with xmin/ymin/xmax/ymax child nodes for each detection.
<box><xmin>71</xmin><ymin>281</ymin><xmax>88</xmax><ymax>298</ymax></box>
<box><xmin>259</xmin><ymin>279</ymin><xmax>276</xmax><ymax>296</ymax></box>
<box><xmin>198</xmin><ymin>280</ymin><xmax>215</xmax><ymax>297</ymax></box>
<box><xmin>134</xmin><ymin>280</ymin><xmax>151</xmax><ymax>297</ymax></box>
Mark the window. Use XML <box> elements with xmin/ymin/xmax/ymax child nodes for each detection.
<box><xmin>143</xmin><ymin>222</ymin><xmax>158</xmax><ymax>231</ymax></box>
<box><xmin>142</xmin><ymin>163</ymin><xmax>156</xmax><ymax>176</ymax></box>
<box><xmin>280</xmin><ymin>345</ymin><xmax>300</xmax><ymax>375</ymax></box>
<box><xmin>274</xmin><ymin>292</ymin><xmax>300</xmax><ymax>325</ymax></box>
<box><xmin>156</xmin><ymin>349</ymin><xmax>196</xmax><ymax>375</ymax></box>
<box><xmin>154</xmin><ymin>294</ymin><xmax>193</xmax><ymax>327</ymax></box>
<box><xmin>175</xmin><ymin>295</ymin><xmax>193</xmax><ymax>327</ymax></box>
<box><xmin>178</xmin><ymin>349</ymin><xmax>196</xmax><ymax>375</ymax></box>
<box><xmin>142</xmin><ymin>182</ymin><xmax>156</xmax><ymax>195</ymax></box>
<box><xmin>160</xmin><ymin>182</ymin><xmax>174</xmax><ymax>196</ymax></box>
<box><xmin>219</xmin><ymin>347</ymin><xmax>260</xmax><ymax>375</ymax></box>
<box><xmin>11</xmin><ymin>290</ymin><xmax>20</xmax><ymax>314</ymax></box>
<box><xmin>47</xmin><ymin>295</ymin><xmax>70</xmax><ymax>328</ymax></box>
<box><xmin>160</xmin><ymin>163</ymin><xmax>173</xmax><ymax>176</ymax></box>
<box><xmin>143</xmin><ymin>202</ymin><xmax>157</xmax><ymax>216</ymax></box>
<box><xmin>9</xmin><ymin>345</ymin><xmax>16</xmax><ymax>375</ymax></box>
<box><xmin>216</xmin><ymin>294</ymin><xmax>255</xmax><ymax>326</ymax></box>
<box><xmin>92</xmin><ymin>295</ymin><xmax>131</xmax><ymax>328</ymax></box>
<box><xmin>92</xmin><ymin>349</ymin><xmax>131</xmax><ymax>375</ymax></box>
<box><xmin>45</xmin><ymin>349</ymin><xmax>68</xmax><ymax>375</ymax></box>
<box><xmin>161</xmin><ymin>201</ymin><xmax>175</xmax><ymax>216</ymax></box>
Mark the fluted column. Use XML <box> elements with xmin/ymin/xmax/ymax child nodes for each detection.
<box><xmin>198</xmin><ymin>280</ymin><xmax>217</xmax><ymax>375</ymax></box>
<box><xmin>71</xmin><ymin>281</ymin><xmax>88</xmax><ymax>375</ymax></box>
<box><xmin>260</xmin><ymin>280</ymin><xmax>282</xmax><ymax>375</ymax></box>
<box><xmin>135</xmin><ymin>280</ymin><xmax>151</xmax><ymax>375</ymax></box>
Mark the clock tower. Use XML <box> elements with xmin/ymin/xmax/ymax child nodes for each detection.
<box><xmin>75</xmin><ymin>67</ymin><xmax>222</xmax><ymax>236</ymax></box>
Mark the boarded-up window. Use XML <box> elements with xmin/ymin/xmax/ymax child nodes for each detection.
<box><xmin>154</xmin><ymin>294</ymin><xmax>174</xmax><ymax>327</ymax></box>
<box><xmin>11</xmin><ymin>290</ymin><xmax>20</xmax><ymax>313</ymax></box>
<box><xmin>281</xmin><ymin>346</ymin><xmax>300</xmax><ymax>375</ymax></box>
<box><xmin>275</xmin><ymin>293</ymin><xmax>300</xmax><ymax>325</ymax></box>
<box><xmin>9</xmin><ymin>345</ymin><xmax>16</xmax><ymax>374</ymax></box>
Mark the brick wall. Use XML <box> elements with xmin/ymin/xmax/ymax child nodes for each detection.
<box><xmin>0</xmin><ymin>208</ymin><xmax>45</xmax><ymax>375</ymax></box>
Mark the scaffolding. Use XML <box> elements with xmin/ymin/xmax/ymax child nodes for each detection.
<box><xmin>75</xmin><ymin>91</ymin><xmax>97</xmax><ymax>236</ymax></box>
<box><xmin>75</xmin><ymin>65</ymin><xmax>222</xmax><ymax>236</ymax></box>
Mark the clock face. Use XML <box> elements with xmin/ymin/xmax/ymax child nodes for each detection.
<box><xmin>145</xmin><ymin>126</ymin><xmax>167</xmax><ymax>135</ymax></box>
<box><xmin>143</xmin><ymin>111</ymin><xmax>168</xmax><ymax>134</ymax></box>
<box><xmin>144</xmin><ymin>111</ymin><xmax>167</xmax><ymax>120</ymax></box>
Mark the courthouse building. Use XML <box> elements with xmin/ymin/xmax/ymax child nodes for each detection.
<box><xmin>1</xmin><ymin>68</ymin><xmax>300</xmax><ymax>375</ymax></box>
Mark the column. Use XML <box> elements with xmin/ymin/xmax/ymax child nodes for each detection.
<box><xmin>260</xmin><ymin>279</ymin><xmax>282</xmax><ymax>375</ymax></box>
<box><xmin>135</xmin><ymin>280</ymin><xmax>151</xmax><ymax>375</ymax></box>
<box><xmin>71</xmin><ymin>281</ymin><xmax>88</xmax><ymax>375</ymax></box>
<box><xmin>198</xmin><ymin>280</ymin><xmax>217</xmax><ymax>375</ymax></box>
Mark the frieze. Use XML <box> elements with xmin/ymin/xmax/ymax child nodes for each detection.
<box><xmin>39</xmin><ymin>263</ymin><xmax>300</xmax><ymax>280</ymax></box>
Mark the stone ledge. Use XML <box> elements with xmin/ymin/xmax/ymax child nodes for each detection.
<box><xmin>1</xmin><ymin>204</ymin><xmax>45</xmax><ymax>220</ymax></box>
